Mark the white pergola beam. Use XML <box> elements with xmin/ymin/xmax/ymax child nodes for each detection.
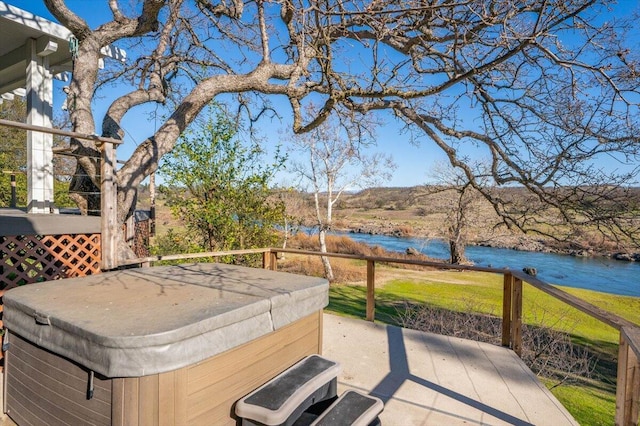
<box><xmin>0</xmin><ymin>78</ymin><xmax>25</xmax><ymax>99</ymax></box>
<box><xmin>0</xmin><ymin>44</ymin><xmax>26</xmax><ymax>69</ymax></box>
<box><xmin>0</xmin><ymin>1</ymin><xmax>127</xmax><ymax>215</ymax></box>
<box><xmin>100</xmin><ymin>45</ymin><xmax>127</xmax><ymax>63</ymax></box>
<box><xmin>0</xmin><ymin>2</ymin><xmax>71</xmax><ymax>41</ymax></box>
<box><xmin>36</xmin><ymin>37</ymin><xmax>58</xmax><ymax>57</ymax></box>
<box><xmin>0</xmin><ymin>37</ymin><xmax>61</xmax><ymax>96</ymax></box>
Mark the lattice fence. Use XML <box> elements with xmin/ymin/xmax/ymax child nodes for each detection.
<box><xmin>0</xmin><ymin>234</ymin><xmax>101</xmax><ymax>288</ymax></box>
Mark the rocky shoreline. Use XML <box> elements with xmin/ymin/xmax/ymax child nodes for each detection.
<box><xmin>343</xmin><ymin>225</ymin><xmax>640</xmax><ymax>263</ymax></box>
<box><xmin>474</xmin><ymin>238</ymin><xmax>640</xmax><ymax>262</ymax></box>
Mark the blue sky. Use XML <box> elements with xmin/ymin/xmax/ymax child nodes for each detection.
<box><xmin>3</xmin><ymin>0</ymin><xmax>451</xmax><ymax>188</ymax></box>
<box><xmin>5</xmin><ymin>1</ymin><xmax>638</xmax><ymax>189</ymax></box>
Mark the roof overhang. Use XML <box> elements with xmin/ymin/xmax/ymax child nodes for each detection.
<box><xmin>0</xmin><ymin>1</ymin><xmax>126</xmax><ymax>99</ymax></box>
<box><xmin>0</xmin><ymin>1</ymin><xmax>73</xmax><ymax>96</ymax></box>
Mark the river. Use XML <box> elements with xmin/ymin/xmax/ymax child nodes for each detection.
<box><xmin>326</xmin><ymin>231</ymin><xmax>640</xmax><ymax>297</ymax></box>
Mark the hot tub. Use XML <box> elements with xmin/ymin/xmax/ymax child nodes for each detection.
<box><xmin>2</xmin><ymin>263</ymin><xmax>329</xmax><ymax>425</ymax></box>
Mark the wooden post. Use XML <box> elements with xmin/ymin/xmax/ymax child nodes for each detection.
<box><xmin>502</xmin><ymin>272</ymin><xmax>513</xmax><ymax>348</ymax></box>
<box><xmin>149</xmin><ymin>172</ymin><xmax>156</xmax><ymax>236</ymax></box>
<box><xmin>125</xmin><ymin>214</ymin><xmax>135</xmax><ymax>246</ymax></box>
<box><xmin>262</xmin><ymin>251</ymin><xmax>278</xmax><ymax>271</ymax></box>
<box><xmin>366</xmin><ymin>260</ymin><xmax>375</xmax><ymax>321</ymax></box>
<box><xmin>511</xmin><ymin>277</ymin><xmax>523</xmax><ymax>357</ymax></box>
<box><xmin>100</xmin><ymin>142</ymin><xmax>118</xmax><ymax>271</ymax></box>
<box><xmin>10</xmin><ymin>173</ymin><xmax>16</xmax><ymax>208</ymax></box>
<box><xmin>616</xmin><ymin>327</ymin><xmax>640</xmax><ymax>426</ymax></box>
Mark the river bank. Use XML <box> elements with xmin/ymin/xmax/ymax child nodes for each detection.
<box><xmin>333</xmin><ymin>186</ymin><xmax>640</xmax><ymax>263</ymax></box>
<box><xmin>317</xmin><ymin>228</ymin><xmax>640</xmax><ymax>297</ymax></box>
<box><xmin>339</xmin><ymin>223</ymin><xmax>640</xmax><ymax>263</ymax></box>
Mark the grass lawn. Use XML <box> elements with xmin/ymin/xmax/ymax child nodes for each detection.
<box><xmin>543</xmin><ymin>380</ymin><xmax>617</xmax><ymax>426</ymax></box>
<box><xmin>325</xmin><ymin>266</ymin><xmax>640</xmax><ymax>426</ymax></box>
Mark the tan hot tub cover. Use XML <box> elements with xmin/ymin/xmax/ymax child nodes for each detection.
<box><xmin>2</xmin><ymin>263</ymin><xmax>329</xmax><ymax>378</ymax></box>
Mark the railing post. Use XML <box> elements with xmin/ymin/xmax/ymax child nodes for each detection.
<box><xmin>366</xmin><ymin>260</ymin><xmax>375</xmax><ymax>321</ymax></box>
<box><xmin>502</xmin><ymin>272</ymin><xmax>513</xmax><ymax>348</ymax></box>
<box><xmin>511</xmin><ymin>277</ymin><xmax>523</xmax><ymax>357</ymax></box>
<box><xmin>10</xmin><ymin>173</ymin><xmax>16</xmax><ymax>208</ymax></box>
<box><xmin>616</xmin><ymin>327</ymin><xmax>640</xmax><ymax>425</ymax></box>
<box><xmin>263</xmin><ymin>250</ymin><xmax>277</xmax><ymax>271</ymax></box>
<box><xmin>100</xmin><ymin>141</ymin><xmax>118</xmax><ymax>271</ymax></box>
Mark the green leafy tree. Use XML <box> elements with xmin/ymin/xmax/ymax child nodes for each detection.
<box><xmin>160</xmin><ymin>107</ymin><xmax>286</xmax><ymax>258</ymax></box>
<box><xmin>0</xmin><ymin>98</ymin><xmax>27</xmax><ymax>207</ymax></box>
<box><xmin>1</xmin><ymin>98</ymin><xmax>74</xmax><ymax>209</ymax></box>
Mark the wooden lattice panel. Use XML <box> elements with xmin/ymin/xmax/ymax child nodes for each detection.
<box><xmin>0</xmin><ymin>233</ymin><xmax>101</xmax><ymax>289</ymax></box>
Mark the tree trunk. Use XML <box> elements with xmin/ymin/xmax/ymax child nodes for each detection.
<box><xmin>449</xmin><ymin>239</ymin><xmax>466</xmax><ymax>265</ymax></box>
<box><xmin>280</xmin><ymin>217</ymin><xmax>289</xmax><ymax>260</ymax></box>
<box><xmin>318</xmin><ymin>228</ymin><xmax>334</xmax><ymax>281</ymax></box>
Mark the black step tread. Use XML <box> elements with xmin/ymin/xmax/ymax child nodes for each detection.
<box><xmin>236</xmin><ymin>355</ymin><xmax>340</xmax><ymax>425</ymax></box>
<box><xmin>310</xmin><ymin>390</ymin><xmax>383</xmax><ymax>426</ymax></box>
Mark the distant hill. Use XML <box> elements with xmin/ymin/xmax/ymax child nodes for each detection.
<box><xmin>150</xmin><ymin>184</ymin><xmax>639</xmax><ymax>256</ymax></box>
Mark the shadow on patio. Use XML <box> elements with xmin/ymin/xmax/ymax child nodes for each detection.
<box><xmin>322</xmin><ymin>313</ymin><xmax>578</xmax><ymax>426</ymax></box>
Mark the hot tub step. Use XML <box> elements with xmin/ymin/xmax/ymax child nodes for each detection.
<box><xmin>235</xmin><ymin>354</ymin><xmax>340</xmax><ymax>426</ymax></box>
<box><xmin>309</xmin><ymin>390</ymin><xmax>383</xmax><ymax>426</ymax></box>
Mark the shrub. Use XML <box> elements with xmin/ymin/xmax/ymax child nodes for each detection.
<box><xmin>396</xmin><ymin>302</ymin><xmax>596</xmax><ymax>388</ymax></box>
<box><xmin>151</xmin><ymin>228</ymin><xmax>201</xmax><ymax>256</ymax></box>
<box><xmin>393</xmin><ymin>225</ymin><xmax>414</xmax><ymax>237</ymax></box>
<box><xmin>279</xmin><ymin>255</ymin><xmax>366</xmax><ymax>282</ymax></box>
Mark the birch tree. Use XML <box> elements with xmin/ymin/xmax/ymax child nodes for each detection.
<box><xmin>39</xmin><ymin>0</ymin><xmax>640</xmax><ymax>261</ymax></box>
<box><xmin>288</xmin><ymin>114</ymin><xmax>395</xmax><ymax>280</ymax></box>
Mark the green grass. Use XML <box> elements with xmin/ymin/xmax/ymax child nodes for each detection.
<box><xmin>326</xmin><ymin>268</ymin><xmax>640</xmax><ymax>425</ymax></box>
<box><xmin>543</xmin><ymin>380</ymin><xmax>616</xmax><ymax>426</ymax></box>
<box><xmin>379</xmin><ymin>271</ymin><xmax>637</xmax><ymax>347</ymax></box>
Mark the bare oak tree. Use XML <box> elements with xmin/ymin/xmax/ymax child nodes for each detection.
<box><xmin>43</xmin><ymin>0</ymin><xmax>640</xmax><ymax>261</ymax></box>
<box><xmin>428</xmin><ymin>163</ymin><xmax>489</xmax><ymax>264</ymax></box>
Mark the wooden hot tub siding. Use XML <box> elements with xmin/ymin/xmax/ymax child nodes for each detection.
<box><xmin>4</xmin><ymin>311</ymin><xmax>323</xmax><ymax>426</ymax></box>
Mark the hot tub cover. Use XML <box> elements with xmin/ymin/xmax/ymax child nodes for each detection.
<box><xmin>2</xmin><ymin>263</ymin><xmax>328</xmax><ymax>377</ymax></box>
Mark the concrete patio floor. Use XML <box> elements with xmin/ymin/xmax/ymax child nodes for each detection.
<box><xmin>322</xmin><ymin>313</ymin><xmax>578</xmax><ymax>426</ymax></box>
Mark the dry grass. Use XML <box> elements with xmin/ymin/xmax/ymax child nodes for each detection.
<box><xmin>279</xmin><ymin>255</ymin><xmax>367</xmax><ymax>282</ymax></box>
<box><xmin>279</xmin><ymin>233</ymin><xmax>444</xmax><ymax>281</ymax></box>
<box><xmin>288</xmin><ymin>233</ymin><xmax>388</xmax><ymax>256</ymax></box>
<box><xmin>332</xmin><ymin>186</ymin><xmax>638</xmax><ymax>254</ymax></box>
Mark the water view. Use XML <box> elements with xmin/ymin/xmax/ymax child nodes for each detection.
<box><xmin>328</xmin><ymin>231</ymin><xmax>640</xmax><ymax>298</ymax></box>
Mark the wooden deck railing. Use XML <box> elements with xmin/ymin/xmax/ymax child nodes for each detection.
<box><xmin>122</xmin><ymin>247</ymin><xmax>639</xmax><ymax>425</ymax></box>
